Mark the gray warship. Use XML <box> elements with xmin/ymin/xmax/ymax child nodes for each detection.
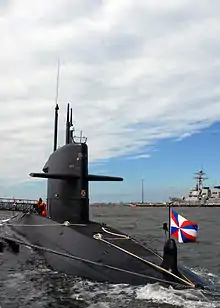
<box><xmin>170</xmin><ymin>169</ymin><xmax>220</xmax><ymax>206</ymax></box>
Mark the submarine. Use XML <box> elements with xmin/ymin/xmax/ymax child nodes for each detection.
<box><xmin>1</xmin><ymin>103</ymin><xmax>213</xmax><ymax>290</ymax></box>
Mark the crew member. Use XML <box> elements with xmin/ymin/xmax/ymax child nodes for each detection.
<box><xmin>13</xmin><ymin>199</ymin><xmax>18</xmax><ymax>211</ymax></box>
<box><xmin>34</xmin><ymin>198</ymin><xmax>47</xmax><ymax>216</ymax></box>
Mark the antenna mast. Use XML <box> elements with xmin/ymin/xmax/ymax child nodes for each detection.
<box><xmin>53</xmin><ymin>60</ymin><xmax>60</xmax><ymax>152</ymax></box>
<box><xmin>193</xmin><ymin>169</ymin><xmax>208</xmax><ymax>197</ymax></box>
<box><xmin>65</xmin><ymin>103</ymin><xmax>70</xmax><ymax>144</ymax></box>
<box><xmin>55</xmin><ymin>59</ymin><xmax>60</xmax><ymax>106</ymax></box>
<box><xmin>70</xmin><ymin>107</ymin><xmax>74</xmax><ymax>142</ymax></box>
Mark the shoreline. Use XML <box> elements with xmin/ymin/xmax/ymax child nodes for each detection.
<box><xmin>91</xmin><ymin>202</ymin><xmax>220</xmax><ymax>207</ymax></box>
<box><xmin>1</xmin><ymin>198</ymin><xmax>220</xmax><ymax>211</ymax></box>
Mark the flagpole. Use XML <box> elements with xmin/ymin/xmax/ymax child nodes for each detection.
<box><xmin>168</xmin><ymin>203</ymin><xmax>171</xmax><ymax>238</ymax></box>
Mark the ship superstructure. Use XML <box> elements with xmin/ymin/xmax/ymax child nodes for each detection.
<box><xmin>170</xmin><ymin>169</ymin><xmax>220</xmax><ymax>205</ymax></box>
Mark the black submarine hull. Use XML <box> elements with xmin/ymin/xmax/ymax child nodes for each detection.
<box><xmin>8</xmin><ymin>213</ymin><xmax>210</xmax><ymax>289</ymax></box>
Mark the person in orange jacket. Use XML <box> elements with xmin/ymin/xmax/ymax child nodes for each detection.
<box><xmin>34</xmin><ymin>198</ymin><xmax>47</xmax><ymax>216</ymax></box>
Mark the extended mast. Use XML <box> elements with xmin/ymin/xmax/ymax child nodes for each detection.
<box><xmin>53</xmin><ymin>104</ymin><xmax>59</xmax><ymax>152</ymax></box>
<box><xmin>65</xmin><ymin>103</ymin><xmax>70</xmax><ymax>144</ymax></box>
<box><xmin>53</xmin><ymin>60</ymin><xmax>60</xmax><ymax>152</ymax></box>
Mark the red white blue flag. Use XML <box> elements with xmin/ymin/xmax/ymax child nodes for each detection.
<box><xmin>170</xmin><ymin>209</ymin><xmax>198</xmax><ymax>243</ymax></box>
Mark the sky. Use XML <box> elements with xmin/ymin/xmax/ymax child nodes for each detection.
<box><xmin>0</xmin><ymin>0</ymin><xmax>220</xmax><ymax>203</ymax></box>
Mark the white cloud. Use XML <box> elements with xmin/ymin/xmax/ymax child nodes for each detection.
<box><xmin>0</xmin><ymin>0</ymin><xmax>220</xmax><ymax>190</ymax></box>
<box><xmin>127</xmin><ymin>154</ymin><xmax>151</xmax><ymax>160</ymax></box>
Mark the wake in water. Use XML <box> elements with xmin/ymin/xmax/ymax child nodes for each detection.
<box><xmin>1</xmin><ymin>248</ymin><xmax>220</xmax><ymax>308</ymax></box>
<box><xmin>70</xmin><ymin>269</ymin><xmax>220</xmax><ymax>308</ymax></box>
<box><xmin>136</xmin><ymin>283</ymin><xmax>217</xmax><ymax>308</ymax></box>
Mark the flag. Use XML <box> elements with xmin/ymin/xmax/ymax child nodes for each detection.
<box><xmin>170</xmin><ymin>209</ymin><xmax>198</xmax><ymax>243</ymax></box>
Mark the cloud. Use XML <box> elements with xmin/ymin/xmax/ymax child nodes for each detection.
<box><xmin>0</xmin><ymin>0</ymin><xmax>220</xmax><ymax>190</ymax></box>
<box><xmin>175</xmin><ymin>132</ymin><xmax>195</xmax><ymax>141</ymax></box>
<box><xmin>127</xmin><ymin>154</ymin><xmax>151</xmax><ymax>160</ymax></box>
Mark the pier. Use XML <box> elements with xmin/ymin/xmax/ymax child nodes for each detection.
<box><xmin>0</xmin><ymin>198</ymin><xmax>37</xmax><ymax>212</ymax></box>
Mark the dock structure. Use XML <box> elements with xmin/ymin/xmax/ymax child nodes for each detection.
<box><xmin>0</xmin><ymin>198</ymin><xmax>38</xmax><ymax>212</ymax></box>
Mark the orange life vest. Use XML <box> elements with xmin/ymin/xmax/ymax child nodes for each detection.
<box><xmin>36</xmin><ymin>200</ymin><xmax>47</xmax><ymax>216</ymax></box>
<box><xmin>41</xmin><ymin>209</ymin><xmax>47</xmax><ymax>216</ymax></box>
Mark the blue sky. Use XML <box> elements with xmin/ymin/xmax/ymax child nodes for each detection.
<box><xmin>89</xmin><ymin>121</ymin><xmax>220</xmax><ymax>202</ymax></box>
<box><xmin>0</xmin><ymin>1</ymin><xmax>220</xmax><ymax>203</ymax></box>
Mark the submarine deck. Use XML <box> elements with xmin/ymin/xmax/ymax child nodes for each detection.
<box><xmin>72</xmin><ymin>221</ymin><xmax>163</xmax><ymax>264</ymax></box>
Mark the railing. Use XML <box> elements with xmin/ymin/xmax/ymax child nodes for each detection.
<box><xmin>0</xmin><ymin>198</ymin><xmax>38</xmax><ymax>212</ymax></box>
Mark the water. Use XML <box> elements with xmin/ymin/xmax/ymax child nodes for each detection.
<box><xmin>0</xmin><ymin>206</ymin><xmax>220</xmax><ymax>307</ymax></box>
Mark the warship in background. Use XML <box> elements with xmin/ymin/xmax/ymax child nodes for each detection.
<box><xmin>170</xmin><ymin>169</ymin><xmax>220</xmax><ymax>206</ymax></box>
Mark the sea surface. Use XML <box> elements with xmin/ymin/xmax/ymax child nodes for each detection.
<box><xmin>0</xmin><ymin>206</ymin><xmax>220</xmax><ymax>308</ymax></box>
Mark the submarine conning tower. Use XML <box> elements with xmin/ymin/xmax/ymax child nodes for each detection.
<box><xmin>30</xmin><ymin>103</ymin><xmax>123</xmax><ymax>224</ymax></box>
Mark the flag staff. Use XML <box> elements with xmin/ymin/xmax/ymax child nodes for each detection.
<box><xmin>168</xmin><ymin>202</ymin><xmax>172</xmax><ymax>238</ymax></box>
<box><xmin>162</xmin><ymin>203</ymin><xmax>172</xmax><ymax>240</ymax></box>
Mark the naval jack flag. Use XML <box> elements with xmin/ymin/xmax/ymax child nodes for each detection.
<box><xmin>170</xmin><ymin>209</ymin><xmax>198</xmax><ymax>243</ymax></box>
